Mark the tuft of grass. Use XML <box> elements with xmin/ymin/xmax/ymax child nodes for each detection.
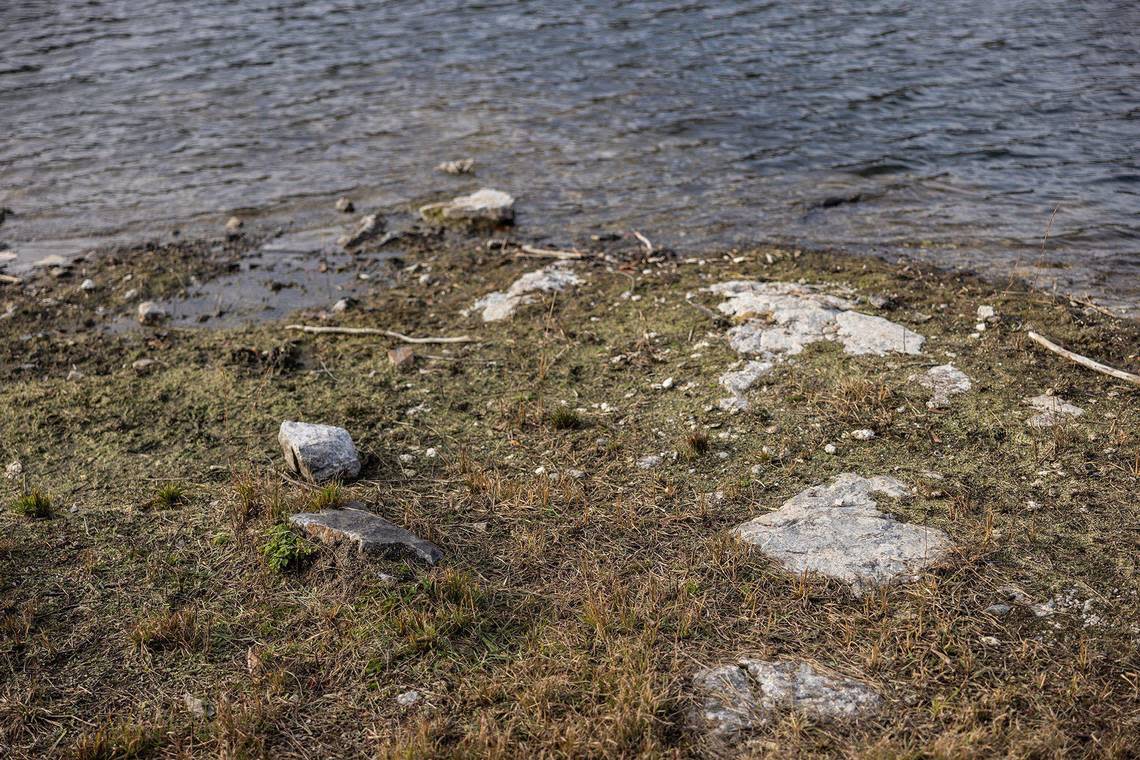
<box><xmin>13</xmin><ymin>489</ymin><xmax>52</xmax><ymax>518</ymax></box>
<box><xmin>310</xmin><ymin>482</ymin><xmax>344</xmax><ymax>511</ymax></box>
<box><xmin>130</xmin><ymin>606</ymin><xmax>210</xmax><ymax>654</ymax></box>
<box><xmin>683</xmin><ymin>430</ymin><xmax>710</xmax><ymax>459</ymax></box>
<box><xmin>548</xmin><ymin>406</ymin><xmax>584</xmax><ymax>431</ymax></box>
<box><xmin>151</xmin><ymin>483</ymin><xmax>187</xmax><ymax>510</ymax></box>
<box><xmin>260</xmin><ymin>523</ymin><xmax>317</xmax><ymax>573</ymax></box>
<box><xmin>70</xmin><ymin>720</ymin><xmax>166</xmax><ymax>759</ymax></box>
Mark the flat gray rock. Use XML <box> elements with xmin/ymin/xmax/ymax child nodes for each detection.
<box><xmin>734</xmin><ymin>473</ymin><xmax>950</xmax><ymax>591</ymax></box>
<box><xmin>278</xmin><ymin>421</ymin><xmax>361</xmax><ymax>483</ymax></box>
<box><xmin>1025</xmin><ymin>394</ymin><xmax>1084</xmax><ymax>427</ymax></box>
<box><xmin>918</xmin><ymin>364</ymin><xmax>972</xmax><ymax>408</ymax></box>
<box><xmin>472</xmin><ymin>264</ymin><xmax>581</xmax><ymax>321</ymax></box>
<box><xmin>290</xmin><ymin>503</ymin><xmax>441</xmax><ymax>564</ymax></box>
<box><xmin>707</xmin><ymin>280</ymin><xmax>924</xmax><ymax>363</ymax></box>
<box><xmin>420</xmin><ymin>188</ymin><xmax>514</xmax><ymax>224</ymax></box>
<box><xmin>692</xmin><ymin>658</ymin><xmax>880</xmax><ymax>737</ymax></box>
<box><xmin>717</xmin><ymin>360</ymin><xmax>773</xmax><ymax>411</ymax></box>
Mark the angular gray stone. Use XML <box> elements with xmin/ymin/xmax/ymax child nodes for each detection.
<box><xmin>472</xmin><ymin>264</ymin><xmax>581</xmax><ymax>321</ymax></box>
<box><xmin>1025</xmin><ymin>394</ymin><xmax>1083</xmax><ymax>427</ymax></box>
<box><xmin>918</xmin><ymin>364</ymin><xmax>972</xmax><ymax>408</ymax></box>
<box><xmin>137</xmin><ymin>301</ymin><xmax>169</xmax><ymax>325</ymax></box>
<box><xmin>278</xmin><ymin>421</ymin><xmax>361</xmax><ymax>483</ymax></box>
<box><xmin>420</xmin><ymin>188</ymin><xmax>514</xmax><ymax>224</ymax></box>
<box><xmin>337</xmin><ymin>213</ymin><xmax>385</xmax><ymax>249</ymax></box>
<box><xmin>290</xmin><ymin>503</ymin><xmax>441</xmax><ymax>564</ymax></box>
<box><xmin>734</xmin><ymin>473</ymin><xmax>950</xmax><ymax>591</ymax></box>
<box><xmin>692</xmin><ymin>658</ymin><xmax>880</xmax><ymax>737</ymax></box>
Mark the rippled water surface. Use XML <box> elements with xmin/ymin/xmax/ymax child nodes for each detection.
<box><xmin>2</xmin><ymin>0</ymin><xmax>1138</xmax><ymax>310</ymax></box>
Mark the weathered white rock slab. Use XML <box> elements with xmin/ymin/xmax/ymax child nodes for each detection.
<box><xmin>718</xmin><ymin>360</ymin><xmax>774</xmax><ymax>411</ymax></box>
<box><xmin>472</xmin><ymin>265</ymin><xmax>582</xmax><ymax>321</ymax></box>
<box><xmin>290</xmin><ymin>503</ymin><xmax>441</xmax><ymax>564</ymax></box>
<box><xmin>692</xmin><ymin>658</ymin><xmax>880</xmax><ymax>737</ymax></box>
<box><xmin>1025</xmin><ymin>394</ymin><xmax>1084</xmax><ymax>427</ymax></box>
<box><xmin>420</xmin><ymin>188</ymin><xmax>514</xmax><ymax>224</ymax></box>
<box><xmin>918</xmin><ymin>364</ymin><xmax>972</xmax><ymax>408</ymax></box>
<box><xmin>734</xmin><ymin>473</ymin><xmax>950</xmax><ymax>590</ymax></box>
<box><xmin>279</xmin><ymin>421</ymin><xmax>361</xmax><ymax>483</ymax></box>
<box><xmin>137</xmin><ymin>301</ymin><xmax>169</xmax><ymax>325</ymax></box>
<box><xmin>706</xmin><ymin>282</ymin><xmax>924</xmax><ymax>401</ymax></box>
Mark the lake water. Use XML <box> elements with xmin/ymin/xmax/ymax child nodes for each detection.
<box><xmin>2</xmin><ymin>0</ymin><xmax>1138</xmax><ymax>312</ymax></box>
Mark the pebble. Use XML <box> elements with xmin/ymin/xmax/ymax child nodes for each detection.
<box><xmin>984</xmin><ymin>603</ymin><xmax>1012</xmax><ymax>616</ymax></box>
<box><xmin>137</xmin><ymin>301</ymin><xmax>169</xmax><ymax>325</ymax></box>
<box><xmin>661</xmin><ymin>376</ymin><xmax>675</xmax><ymax>390</ymax></box>
<box><xmin>335</xmin><ymin>196</ymin><xmax>355</xmax><ymax>213</ymax></box>
<box><xmin>225</xmin><ymin>216</ymin><xmax>243</xmax><ymax>235</ymax></box>
<box><xmin>80</xmin><ymin>278</ymin><xmax>96</xmax><ymax>291</ymax></box>
<box><xmin>637</xmin><ymin>454</ymin><xmax>663</xmax><ymax>470</ymax></box>
<box><xmin>332</xmin><ymin>298</ymin><xmax>351</xmax><ymax>313</ymax></box>
<box><xmin>850</xmin><ymin>429</ymin><xmax>875</xmax><ymax>441</ymax></box>
<box><xmin>396</xmin><ymin>690</ymin><xmax>422</xmax><ymax>707</ymax></box>
<box><xmin>5</xmin><ymin>461</ymin><xmax>23</xmax><ymax>480</ymax></box>
<box><xmin>823</xmin><ymin>443</ymin><xmax>838</xmax><ymax>454</ymax></box>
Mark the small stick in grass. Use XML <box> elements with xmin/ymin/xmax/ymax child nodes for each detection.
<box><xmin>1027</xmin><ymin>331</ymin><xmax>1140</xmax><ymax>386</ymax></box>
<box><xmin>285</xmin><ymin>325</ymin><xmax>477</xmax><ymax>344</ymax></box>
<box><xmin>632</xmin><ymin>230</ymin><xmax>653</xmax><ymax>255</ymax></box>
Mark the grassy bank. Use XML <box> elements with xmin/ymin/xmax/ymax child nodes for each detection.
<box><xmin>1</xmin><ymin>236</ymin><xmax>1138</xmax><ymax>758</ymax></box>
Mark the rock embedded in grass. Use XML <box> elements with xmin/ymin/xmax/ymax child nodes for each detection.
<box><xmin>691</xmin><ymin>658</ymin><xmax>880</xmax><ymax>738</ymax></box>
<box><xmin>137</xmin><ymin>301</ymin><xmax>169</xmax><ymax>325</ymax></box>
<box><xmin>278</xmin><ymin>421</ymin><xmax>361</xmax><ymax>483</ymax></box>
<box><xmin>420</xmin><ymin>188</ymin><xmax>514</xmax><ymax>225</ymax></box>
<box><xmin>917</xmin><ymin>364</ymin><xmax>972</xmax><ymax>408</ymax></box>
<box><xmin>289</xmin><ymin>503</ymin><xmax>442</xmax><ymax>564</ymax></box>
<box><xmin>471</xmin><ymin>264</ymin><xmax>582</xmax><ymax>321</ymax></box>
<box><xmin>734</xmin><ymin>473</ymin><xmax>950</xmax><ymax>591</ymax></box>
<box><xmin>718</xmin><ymin>360</ymin><xmax>773</xmax><ymax>411</ymax></box>
<box><xmin>1025</xmin><ymin>394</ymin><xmax>1084</xmax><ymax>427</ymax></box>
<box><xmin>707</xmin><ymin>280</ymin><xmax>925</xmax><ymax>359</ymax></box>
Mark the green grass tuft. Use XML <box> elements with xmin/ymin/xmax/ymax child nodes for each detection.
<box><xmin>310</xmin><ymin>482</ymin><xmax>344</xmax><ymax>511</ymax></box>
<box><xmin>548</xmin><ymin>406</ymin><xmax>585</xmax><ymax>431</ymax></box>
<box><xmin>13</xmin><ymin>489</ymin><xmax>52</xmax><ymax>518</ymax></box>
<box><xmin>151</xmin><ymin>483</ymin><xmax>187</xmax><ymax>510</ymax></box>
<box><xmin>260</xmin><ymin>523</ymin><xmax>317</xmax><ymax>573</ymax></box>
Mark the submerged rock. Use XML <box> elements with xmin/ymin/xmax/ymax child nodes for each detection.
<box><xmin>918</xmin><ymin>364</ymin><xmax>972</xmax><ymax>408</ymax></box>
<box><xmin>1025</xmin><ymin>394</ymin><xmax>1084</xmax><ymax>427</ymax></box>
<box><xmin>278</xmin><ymin>421</ymin><xmax>361</xmax><ymax>483</ymax></box>
<box><xmin>435</xmin><ymin>158</ymin><xmax>475</xmax><ymax>175</ymax></box>
<box><xmin>137</xmin><ymin>301</ymin><xmax>169</xmax><ymax>325</ymax></box>
<box><xmin>335</xmin><ymin>196</ymin><xmax>355</xmax><ymax>213</ymax></box>
<box><xmin>734</xmin><ymin>473</ymin><xmax>950</xmax><ymax>591</ymax></box>
<box><xmin>337</xmin><ymin>213</ymin><xmax>385</xmax><ymax>250</ymax></box>
<box><xmin>708</xmin><ymin>280</ymin><xmax>924</xmax><ymax>361</ymax></box>
<box><xmin>420</xmin><ymin>188</ymin><xmax>514</xmax><ymax>225</ymax></box>
<box><xmin>692</xmin><ymin>658</ymin><xmax>880</xmax><ymax>737</ymax></box>
<box><xmin>290</xmin><ymin>503</ymin><xmax>441</xmax><ymax>564</ymax></box>
<box><xmin>472</xmin><ymin>264</ymin><xmax>582</xmax><ymax>321</ymax></box>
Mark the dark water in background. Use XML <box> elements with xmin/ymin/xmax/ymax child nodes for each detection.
<box><xmin>2</xmin><ymin>0</ymin><xmax>1138</xmax><ymax>311</ymax></box>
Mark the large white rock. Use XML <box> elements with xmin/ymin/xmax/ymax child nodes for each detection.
<box><xmin>1025</xmin><ymin>394</ymin><xmax>1084</xmax><ymax>427</ymax></box>
<box><xmin>692</xmin><ymin>658</ymin><xmax>880</xmax><ymax>737</ymax></box>
<box><xmin>472</xmin><ymin>264</ymin><xmax>582</xmax><ymax>321</ymax></box>
<box><xmin>420</xmin><ymin>188</ymin><xmax>514</xmax><ymax>224</ymax></box>
<box><xmin>278</xmin><ymin>421</ymin><xmax>361</xmax><ymax>483</ymax></box>
<box><xmin>707</xmin><ymin>280</ymin><xmax>924</xmax><ymax>360</ymax></box>
<box><xmin>918</xmin><ymin>364</ymin><xmax>972</xmax><ymax>408</ymax></box>
<box><xmin>734</xmin><ymin>473</ymin><xmax>950</xmax><ymax>591</ymax></box>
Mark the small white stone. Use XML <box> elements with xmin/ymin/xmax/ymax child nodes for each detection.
<box><xmin>4</xmin><ymin>461</ymin><xmax>22</xmax><ymax>480</ymax></box>
<box><xmin>637</xmin><ymin>454</ymin><xmax>663</xmax><ymax>470</ymax></box>
<box><xmin>980</xmin><ymin>636</ymin><xmax>1000</xmax><ymax>646</ymax></box>
<box><xmin>566</xmin><ymin>469</ymin><xmax>586</xmax><ymax>479</ymax></box>
<box><xmin>332</xmin><ymin>298</ymin><xmax>351</xmax><ymax>313</ymax></box>
<box><xmin>824</xmin><ymin>443</ymin><xmax>838</xmax><ymax>455</ymax></box>
<box><xmin>977</xmin><ymin>305</ymin><xmax>995</xmax><ymax>320</ymax></box>
<box><xmin>975</xmin><ymin>322</ymin><xmax>986</xmax><ymax>332</ymax></box>
<box><xmin>399</xmin><ymin>454</ymin><xmax>415</xmax><ymax>464</ymax></box>
<box><xmin>850</xmin><ymin>429</ymin><xmax>875</xmax><ymax>441</ymax></box>
<box><xmin>80</xmin><ymin>278</ymin><xmax>96</xmax><ymax>291</ymax></box>
<box><xmin>396</xmin><ymin>690</ymin><xmax>421</xmax><ymax>707</ymax></box>
<box><xmin>534</xmin><ymin>465</ymin><xmax>547</xmax><ymax>475</ymax></box>
<box><xmin>122</xmin><ymin>288</ymin><xmax>139</xmax><ymax>301</ymax></box>
<box><xmin>137</xmin><ymin>301</ymin><xmax>169</xmax><ymax>325</ymax></box>
<box><xmin>424</xmin><ymin>447</ymin><xmax>438</xmax><ymax>459</ymax></box>
<box><xmin>661</xmin><ymin>377</ymin><xmax>675</xmax><ymax>390</ymax></box>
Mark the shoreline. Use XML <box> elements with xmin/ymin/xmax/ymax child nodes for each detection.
<box><xmin>1</xmin><ymin>228</ymin><xmax>1138</xmax><ymax>756</ymax></box>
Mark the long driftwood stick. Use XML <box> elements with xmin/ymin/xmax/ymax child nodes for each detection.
<box><xmin>285</xmin><ymin>325</ymin><xmax>477</xmax><ymax>344</ymax></box>
<box><xmin>516</xmin><ymin>244</ymin><xmax>590</xmax><ymax>260</ymax></box>
<box><xmin>1027</xmin><ymin>331</ymin><xmax>1140</xmax><ymax>386</ymax></box>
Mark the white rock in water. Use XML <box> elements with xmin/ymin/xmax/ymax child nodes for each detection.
<box><xmin>472</xmin><ymin>264</ymin><xmax>581</xmax><ymax>321</ymax></box>
<box><xmin>706</xmin><ymin>280</ymin><xmax>924</xmax><ymax>361</ymax></box>
<box><xmin>289</xmin><ymin>503</ymin><xmax>441</xmax><ymax>564</ymax></box>
<box><xmin>225</xmin><ymin>216</ymin><xmax>243</xmax><ymax>233</ymax></box>
<box><xmin>691</xmin><ymin>658</ymin><xmax>880</xmax><ymax>737</ymax></box>
<box><xmin>337</xmin><ymin>213</ymin><xmax>385</xmax><ymax>249</ymax></box>
<box><xmin>1025</xmin><ymin>394</ymin><xmax>1084</xmax><ymax>428</ymax></box>
<box><xmin>435</xmin><ymin>158</ymin><xmax>475</xmax><ymax>175</ymax></box>
<box><xmin>137</xmin><ymin>301</ymin><xmax>169</xmax><ymax>325</ymax></box>
<box><xmin>420</xmin><ymin>188</ymin><xmax>514</xmax><ymax>224</ymax></box>
<box><xmin>734</xmin><ymin>473</ymin><xmax>950</xmax><ymax>591</ymax></box>
<box><xmin>918</xmin><ymin>364</ymin><xmax>972</xmax><ymax>409</ymax></box>
<box><xmin>278</xmin><ymin>421</ymin><xmax>361</xmax><ymax>483</ymax></box>
<box><xmin>335</xmin><ymin>196</ymin><xmax>355</xmax><ymax>213</ymax></box>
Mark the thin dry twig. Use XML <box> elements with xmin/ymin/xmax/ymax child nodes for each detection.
<box><xmin>632</xmin><ymin>230</ymin><xmax>654</xmax><ymax>255</ymax></box>
<box><xmin>516</xmin><ymin>245</ymin><xmax>591</xmax><ymax>260</ymax></box>
<box><xmin>1027</xmin><ymin>331</ymin><xmax>1140</xmax><ymax>386</ymax></box>
<box><xmin>285</xmin><ymin>324</ymin><xmax>477</xmax><ymax>344</ymax></box>
<box><xmin>0</xmin><ymin>274</ymin><xmax>22</xmax><ymax>285</ymax></box>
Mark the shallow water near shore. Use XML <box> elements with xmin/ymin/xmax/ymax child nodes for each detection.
<box><xmin>1</xmin><ymin>0</ymin><xmax>1138</xmax><ymax>313</ymax></box>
